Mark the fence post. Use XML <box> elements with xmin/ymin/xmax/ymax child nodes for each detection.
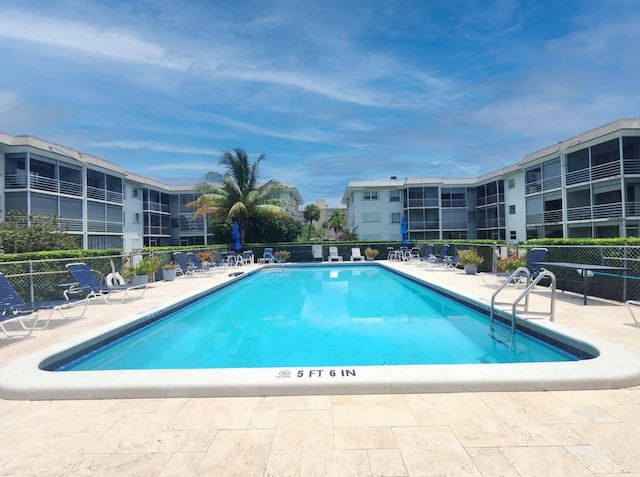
<box><xmin>623</xmin><ymin>245</ymin><xmax>628</xmax><ymax>302</ymax></box>
<box><xmin>29</xmin><ymin>259</ymin><xmax>35</xmax><ymax>302</ymax></box>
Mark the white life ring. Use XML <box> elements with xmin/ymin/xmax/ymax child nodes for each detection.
<box><xmin>106</xmin><ymin>272</ymin><xmax>125</xmax><ymax>286</ymax></box>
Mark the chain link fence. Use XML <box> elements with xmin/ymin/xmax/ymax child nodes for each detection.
<box><xmin>2</xmin><ymin>243</ymin><xmax>640</xmax><ymax>304</ymax></box>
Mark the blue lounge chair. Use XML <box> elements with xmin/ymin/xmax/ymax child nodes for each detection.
<box><xmin>481</xmin><ymin>247</ymin><xmax>549</xmax><ymax>286</ymax></box>
<box><xmin>65</xmin><ymin>262</ymin><xmax>147</xmax><ymax>303</ymax></box>
<box><xmin>0</xmin><ymin>272</ymin><xmax>89</xmax><ymax>336</ymax></box>
<box><xmin>424</xmin><ymin>244</ymin><xmax>450</xmax><ymax>267</ymax></box>
<box><xmin>259</xmin><ymin>248</ymin><xmax>275</xmax><ymax>264</ymax></box>
<box><xmin>186</xmin><ymin>252</ymin><xmax>223</xmax><ymax>273</ymax></box>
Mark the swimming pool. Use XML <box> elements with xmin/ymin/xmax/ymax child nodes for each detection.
<box><xmin>1</xmin><ymin>262</ymin><xmax>640</xmax><ymax>400</ymax></box>
<box><xmin>55</xmin><ymin>265</ymin><xmax>577</xmax><ymax>371</ymax></box>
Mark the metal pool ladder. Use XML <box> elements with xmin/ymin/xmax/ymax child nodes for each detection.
<box><xmin>489</xmin><ymin>267</ymin><xmax>557</xmax><ymax>350</ymax></box>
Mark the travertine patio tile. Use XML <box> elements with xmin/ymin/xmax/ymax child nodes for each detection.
<box><xmin>466</xmin><ymin>447</ymin><xmax>519</xmax><ymax>476</ymax></box>
<box><xmin>549</xmin><ymin>388</ymin><xmax>640</xmax><ymax>406</ymax></box>
<box><xmin>196</xmin><ymin>429</ymin><xmax>273</xmax><ymax>476</ymax></box>
<box><xmin>597</xmin><ymin>402</ymin><xmax>640</xmax><ymax>431</ymax></box>
<box><xmin>393</xmin><ymin>426</ymin><xmax>481</xmax><ymax>476</ymax></box>
<box><xmin>570</xmin><ymin>422</ymin><xmax>640</xmax><ymax>472</ymax></box>
<box><xmin>571</xmin><ymin>404</ymin><xmax>619</xmax><ymax>423</ymax></box>
<box><xmin>265</xmin><ymin>450</ymin><xmax>302</xmax><ymax>477</ymax></box>
<box><xmin>334</xmin><ymin>426</ymin><xmax>398</xmax><ymax>449</ymax></box>
<box><xmin>479</xmin><ymin>391</ymin><xmax>592</xmax><ymax>425</ymax></box>
<box><xmin>0</xmin><ymin>430</ymin><xmax>101</xmax><ymax>456</ymax></box>
<box><xmin>367</xmin><ymin>448</ymin><xmax>408</xmax><ymax>477</ymax></box>
<box><xmin>271</xmin><ymin>410</ymin><xmax>333</xmax><ymax>451</ymax></box>
<box><xmin>1</xmin><ymin>409</ymin><xmax>124</xmax><ymax>433</ymax></box>
<box><xmin>159</xmin><ymin>452</ymin><xmax>206</xmax><ymax>477</ymax></box>
<box><xmin>58</xmin><ymin>452</ymin><xmax>173</xmax><ymax>477</ymax></box>
<box><xmin>250</xmin><ymin>395</ymin><xmax>309</xmax><ymax>429</ymax></box>
<box><xmin>501</xmin><ymin>446</ymin><xmax>593</xmax><ymax>477</ymax></box>
<box><xmin>565</xmin><ymin>445</ymin><xmax>626</xmax><ymax>474</ymax></box>
<box><xmin>403</xmin><ymin>394</ymin><xmax>449</xmax><ymax>426</ymax></box>
<box><xmin>307</xmin><ymin>395</ymin><xmax>332</xmax><ymax>410</ymax></box>
<box><xmin>332</xmin><ymin>395</ymin><xmax>417</xmax><ymax>427</ymax></box>
<box><xmin>299</xmin><ymin>448</ymin><xmax>370</xmax><ymax>477</ymax></box>
<box><xmin>507</xmin><ymin>423</ymin><xmax>587</xmax><ymax>446</ymax></box>
<box><xmin>168</xmin><ymin>397</ymin><xmax>259</xmax><ymax>430</ymax></box>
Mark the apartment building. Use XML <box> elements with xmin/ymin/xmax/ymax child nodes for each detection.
<box><xmin>0</xmin><ymin>133</ymin><xmax>303</xmax><ymax>250</ymax></box>
<box><xmin>342</xmin><ymin>118</ymin><xmax>640</xmax><ymax>242</ymax></box>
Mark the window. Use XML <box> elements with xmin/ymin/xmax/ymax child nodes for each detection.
<box><xmin>509</xmin><ymin>205</ymin><xmax>516</xmax><ymax>215</ymax></box>
<box><xmin>390</xmin><ymin>212</ymin><xmax>401</xmax><ymax>223</ymax></box>
<box><xmin>389</xmin><ymin>190</ymin><xmax>401</xmax><ymax>202</ymax></box>
<box><xmin>363</xmin><ymin>190</ymin><xmax>378</xmax><ymax>200</ymax></box>
<box><xmin>133</xmin><ymin>213</ymin><xmax>141</xmax><ymax>224</ymax></box>
<box><xmin>132</xmin><ymin>187</ymin><xmax>140</xmax><ymax>199</ymax></box>
<box><xmin>510</xmin><ymin>230</ymin><xmax>517</xmax><ymax>240</ymax></box>
<box><xmin>508</xmin><ymin>178</ymin><xmax>515</xmax><ymax>189</ymax></box>
<box><xmin>362</xmin><ymin>212</ymin><xmax>381</xmax><ymax>222</ymax></box>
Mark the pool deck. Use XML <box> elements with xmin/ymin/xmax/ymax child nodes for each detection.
<box><xmin>1</xmin><ymin>262</ymin><xmax>639</xmax><ymax>476</ymax></box>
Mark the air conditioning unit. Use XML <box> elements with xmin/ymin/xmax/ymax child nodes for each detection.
<box><xmin>123</xmin><ymin>236</ymin><xmax>143</xmax><ymax>254</ymax></box>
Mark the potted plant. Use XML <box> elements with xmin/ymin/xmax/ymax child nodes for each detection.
<box><xmin>364</xmin><ymin>247</ymin><xmax>379</xmax><ymax>261</ymax></box>
<box><xmin>123</xmin><ymin>256</ymin><xmax>160</xmax><ymax>285</ymax></box>
<box><xmin>162</xmin><ymin>262</ymin><xmax>177</xmax><ymax>281</ymax></box>
<box><xmin>273</xmin><ymin>250</ymin><xmax>291</xmax><ymax>262</ymax></box>
<box><xmin>497</xmin><ymin>254</ymin><xmax>526</xmax><ymax>273</ymax></box>
<box><xmin>457</xmin><ymin>248</ymin><xmax>484</xmax><ymax>275</ymax></box>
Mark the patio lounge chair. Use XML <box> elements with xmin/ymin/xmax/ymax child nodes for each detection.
<box><xmin>312</xmin><ymin>244</ymin><xmax>323</xmax><ymax>261</ymax></box>
<box><xmin>328</xmin><ymin>246</ymin><xmax>343</xmax><ymax>262</ymax></box>
<box><xmin>480</xmin><ymin>247</ymin><xmax>549</xmax><ymax>287</ymax></box>
<box><xmin>0</xmin><ymin>272</ymin><xmax>89</xmax><ymax>336</ymax></box>
<box><xmin>65</xmin><ymin>262</ymin><xmax>147</xmax><ymax>303</ymax></box>
<box><xmin>350</xmin><ymin>248</ymin><xmax>365</xmax><ymax>261</ymax></box>
<box><xmin>186</xmin><ymin>252</ymin><xmax>224</xmax><ymax>273</ymax></box>
<box><xmin>424</xmin><ymin>244</ymin><xmax>450</xmax><ymax>267</ymax></box>
<box><xmin>259</xmin><ymin>248</ymin><xmax>274</xmax><ymax>264</ymax></box>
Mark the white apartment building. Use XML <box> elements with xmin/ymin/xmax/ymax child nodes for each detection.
<box><xmin>342</xmin><ymin>118</ymin><xmax>640</xmax><ymax>242</ymax></box>
<box><xmin>0</xmin><ymin>133</ymin><xmax>303</xmax><ymax>250</ymax></box>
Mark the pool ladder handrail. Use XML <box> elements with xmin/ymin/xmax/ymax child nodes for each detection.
<box><xmin>489</xmin><ymin>268</ymin><xmax>557</xmax><ymax>350</ymax></box>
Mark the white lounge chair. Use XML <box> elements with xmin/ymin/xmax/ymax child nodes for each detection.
<box><xmin>328</xmin><ymin>246</ymin><xmax>343</xmax><ymax>262</ymax></box>
<box><xmin>350</xmin><ymin>248</ymin><xmax>365</xmax><ymax>261</ymax></box>
<box><xmin>312</xmin><ymin>244</ymin><xmax>323</xmax><ymax>261</ymax></box>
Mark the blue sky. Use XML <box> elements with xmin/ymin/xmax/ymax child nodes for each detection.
<box><xmin>1</xmin><ymin>0</ymin><xmax>639</xmax><ymax>208</ymax></box>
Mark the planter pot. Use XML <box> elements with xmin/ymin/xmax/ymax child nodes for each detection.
<box><xmin>366</xmin><ymin>256</ymin><xmax>374</xmax><ymax>261</ymax></box>
<box><xmin>131</xmin><ymin>274</ymin><xmax>149</xmax><ymax>286</ymax></box>
<box><xmin>463</xmin><ymin>264</ymin><xmax>478</xmax><ymax>275</ymax></box>
<box><xmin>162</xmin><ymin>268</ymin><xmax>176</xmax><ymax>281</ymax></box>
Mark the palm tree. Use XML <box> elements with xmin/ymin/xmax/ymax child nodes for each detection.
<box><xmin>187</xmin><ymin>148</ymin><xmax>287</xmax><ymax>244</ymax></box>
<box><xmin>303</xmin><ymin>204</ymin><xmax>321</xmax><ymax>241</ymax></box>
<box><xmin>327</xmin><ymin>210</ymin><xmax>346</xmax><ymax>239</ymax></box>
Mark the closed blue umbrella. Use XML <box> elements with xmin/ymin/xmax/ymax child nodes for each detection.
<box><xmin>232</xmin><ymin>221</ymin><xmax>241</xmax><ymax>251</ymax></box>
<box><xmin>400</xmin><ymin>217</ymin><xmax>408</xmax><ymax>245</ymax></box>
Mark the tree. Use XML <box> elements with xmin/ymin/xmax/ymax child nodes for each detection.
<box><xmin>0</xmin><ymin>211</ymin><xmax>79</xmax><ymax>253</ymax></box>
<box><xmin>327</xmin><ymin>210</ymin><xmax>346</xmax><ymax>239</ymax></box>
<box><xmin>302</xmin><ymin>204</ymin><xmax>321</xmax><ymax>241</ymax></box>
<box><xmin>187</xmin><ymin>148</ymin><xmax>289</xmax><ymax>244</ymax></box>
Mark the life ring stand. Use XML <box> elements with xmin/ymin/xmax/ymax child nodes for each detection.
<box><xmin>106</xmin><ymin>272</ymin><xmax>125</xmax><ymax>286</ymax></box>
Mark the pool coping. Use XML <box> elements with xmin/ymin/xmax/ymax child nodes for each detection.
<box><xmin>2</xmin><ymin>263</ymin><xmax>640</xmax><ymax>400</ymax></box>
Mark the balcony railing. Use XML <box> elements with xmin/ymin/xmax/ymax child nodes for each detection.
<box><xmin>542</xmin><ymin>176</ymin><xmax>562</xmax><ymax>190</ymax></box>
<box><xmin>625</xmin><ymin>201</ymin><xmax>640</xmax><ymax>216</ymax></box>
<box><xmin>566</xmin><ymin>168</ymin><xmax>590</xmax><ymax>186</ymax></box>
<box><xmin>543</xmin><ymin>209</ymin><xmax>563</xmax><ymax>223</ymax></box>
<box><xmin>525</xmin><ymin>181</ymin><xmax>542</xmax><ymax>195</ymax></box>
<box><xmin>5</xmin><ymin>173</ymin><xmax>83</xmax><ymax>196</ymax></box>
<box><xmin>87</xmin><ymin>186</ymin><xmax>123</xmax><ymax>203</ymax></box>
<box><xmin>407</xmin><ymin>220</ymin><xmax>440</xmax><ymax>230</ymax></box>
<box><xmin>591</xmin><ymin>161</ymin><xmax>621</xmax><ymax>181</ymax></box>
<box><xmin>145</xmin><ymin>226</ymin><xmax>171</xmax><ymax>235</ymax></box>
<box><xmin>87</xmin><ymin>221</ymin><xmax>123</xmax><ymax>233</ymax></box>
<box><xmin>526</xmin><ymin>212</ymin><xmax>544</xmax><ymax>224</ymax></box>
<box><xmin>593</xmin><ymin>202</ymin><xmax>623</xmax><ymax>219</ymax></box>
<box><xmin>566</xmin><ymin>206</ymin><xmax>591</xmax><ymax>221</ymax></box>
<box><xmin>58</xmin><ymin>218</ymin><xmax>83</xmax><ymax>232</ymax></box>
<box><xmin>143</xmin><ymin>201</ymin><xmax>171</xmax><ymax>213</ymax></box>
<box><xmin>623</xmin><ymin>158</ymin><xmax>640</xmax><ymax>174</ymax></box>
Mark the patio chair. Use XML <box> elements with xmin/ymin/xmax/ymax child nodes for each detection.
<box><xmin>328</xmin><ymin>246</ymin><xmax>343</xmax><ymax>262</ymax></box>
<box><xmin>480</xmin><ymin>247</ymin><xmax>549</xmax><ymax>287</ymax></box>
<box><xmin>186</xmin><ymin>252</ymin><xmax>224</xmax><ymax>273</ymax></box>
<box><xmin>0</xmin><ymin>272</ymin><xmax>89</xmax><ymax>337</ymax></box>
<box><xmin>312</xmin><ymin>244</ymin><xmax>323</xmax><ymax>261</ymax></box>
<box><xmin>424</xmin><ymin>244</ymin><xmax>450</xmax><ymax>267</ymax></box>
<box><xmin>259</xmin><ymin>248</ymin><xmax>274</xmax><ymax>264</ymax></box>
<box><xmin>65</xmin><ymin>262</ymin><xmax>147</xmax><ymax>303</ymax></box>
<box><xmin>350</xmin><ymin>248</ymin><xmax>365</xmax><ymax>261</ymax></box>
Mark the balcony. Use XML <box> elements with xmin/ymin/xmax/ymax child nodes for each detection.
<box><xmin>543</xmin><ymin>209</ymin><xmax>563</xmax><ymax>223</ymax></box>
<box><xmin>566</xmin><ymin>206</ymin><xmax>591</xmax><ymax>221</ymax></box>
<box><xmin>87</xmin><ymin>186</ymin><xmax>123</xmax><ymax>203</ymax></box>
<box><xmin>87</xmin><ymin>220</ymin><xmax>124</xmax><ymax>233</ymax></box>
<box><xmin>593</xmin><ymin>202</ymin><xmax>623</xmax><ymax>219</ymax></box>
<box><xmin>566</xmin><ymin>168</ymin><xmax>590</xmax><ymax>186</ymax></box>
<box><xmin>591</xmin><ymin>161</ymin><xmax>621</xmax><ymax>181</ymax></box>
<box><xmin>143</xmin><ymin>201</ymin><xmax>170</xmax><ymax>213</ymax></box>
<box><xmin>5</xmin><ymin>173</ymin><xmax>83</xmax><ymax>197</ymax></box>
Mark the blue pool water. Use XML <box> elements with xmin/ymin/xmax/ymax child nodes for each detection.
<box><xmin>56</xmin><ymin>265</ymin><xmax>578</xmax><ymax>371</ymax></box>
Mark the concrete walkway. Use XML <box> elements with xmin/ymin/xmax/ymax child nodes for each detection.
<box><xmin>0</xmin><ymin>262</ymin><xmax>639</xmax><ymax>476</ymax></box>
